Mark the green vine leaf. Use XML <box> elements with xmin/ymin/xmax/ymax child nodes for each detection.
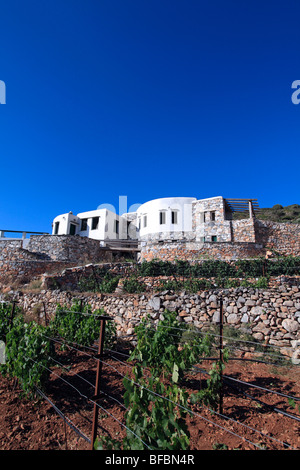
<box><xmin>172</xmin><ymin>363</ymin><xmax>179</xmax><ymax>383</ymax></box>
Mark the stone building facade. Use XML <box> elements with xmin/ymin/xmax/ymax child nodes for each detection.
<box><xmin>51</xmin><ymin>196</ymin><xmax>300</xmax><ymax>259</ymax></box>
<box><xmin>191</xmin><ymin>196</ymin><xmax>256</xmax><ymax>243</ymax></box>
<box><xmin>136</xmin><ymin>196</ymin><xmax>296</xmax><ymax>261</ymax></box>
<box><xmin>0</xmin><ymin>196</ymin><xmax>299</xmax><ymax>281</ymax></box>
<box><xmin>51</xmin><ymin>196</ymin><xmax>259</xmax><ymax>245</ymax></box>
<box><xmin>134</xmin><ymin>196</ymin><xmax>300</xmax><ymax>261</ymax></box>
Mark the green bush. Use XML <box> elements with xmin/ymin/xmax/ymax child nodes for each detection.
<box><xmin>78</xmin><ymin>272</ymin><xmax>120</xmax><ymax>293</ymax></box>
<box><xmin>137</xmin><ymin>257</ymin><xmax>300</xmax><ymax>279</ymax></box>
<box><xmin>123</xmin><ymin>276</ymin><xmax>146</xmax><ymax>293</ymax></box>
<box><xmin>96</xmin><ymin>363</ymin><xmax>191</xmax><ymax>450</ymax></box>
<box><xmin>96</xmin><ymin>310</ymin><xmax>227</xmax><ymax>450</ymax></box>
<box><xmin>1</xmin><ymin>316</ymin><xmax>54</xmax><ymax>395</ymax></box>
<box><xmin>51</xmin><ymin>300</ymin><xmax>116</xmax><ymax>348</ymax></box>
<box><xmin>0</xmin><ymin>300</ymin><xmax>116</xmax><ymax>396</ymax></box>
<box><xmin>0</xmin><ymin>302</ymin><xmax>19</xmax><ymax>342</ymax></box>
<box><xmin>129</xmin><ymin>310</ymin><xmax>213</xmax><ymax>383</ymax></box>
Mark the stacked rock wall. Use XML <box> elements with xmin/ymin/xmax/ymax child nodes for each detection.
<box><xmin>0</xmin><ymin>218</ymin><xmax>299</xmax><ymax>285</ymax></box>
<box><xmin>255</xmin><ymin>220</ymin><xmax>300</xmax><ymax>256</ymax></box>
<box><xmin>5</xmin><ymin>281</ymin><xmax>300</xmax><ymax>359</ymax></box>
<box><xmin>140</xmin><ymin>219</ymin><xmax>300</xmax><ymax>262</ymax></box>
<box><xmin>0</xmin><ymin>235</ymin><xmax>113</xmax><ymax>286</ymax></box>
<box><xmin>140</xmin><ymin>240</ymin><xmax>266</xmax><ymax>262</ymax></box>
<box><xmin>26</xmin><ymin>235</ymin><xmax>111</xmax><ymax>262</ymax></box>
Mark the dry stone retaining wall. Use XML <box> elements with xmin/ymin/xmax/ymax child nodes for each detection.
<box><xmin>42</xmin><ymin>262</ymin><xmax>135</xmax><ymax>291</ymax></box>
<box><xmin>139</xmin><ymin>219</ymin><xmax>300</xmax><ymax>261</ymax></box>
<box><xmin>140</xmin><ymin>240</ymin><xmax>266</xmax><ymax>262</ymax></box>
<box><xmin>5</xmin><ymin>282</ymin><xmax>300</xmax><ymax>360</ymax></box>
<box><xmin>0</xmin><ymin>219</ymin><xmax>299</xmax><ymax>285</ymax></box>
<box><xmin>255</xmin><ymin>220</ymin><xmax>300</xmax><ymax>256</ymax></box>
<box><xmin>26</xmin><ymin>235</ymin><xmax>112</xmax><ymax>263</ymax></box>
<box><xmin>0</xmin><ymin>236</ymin><xmax>114</xmax><ymax>286</ymax></box>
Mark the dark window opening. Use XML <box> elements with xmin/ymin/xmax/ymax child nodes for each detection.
<box><xmin>54</xmin><ymin>222</ymin><xmax>59</xmax><ymax>235</ymax></box>
<box><xmin>159</xmin><ymin>211</ymin><xmax>166</xmax><ymax>225</ymax></box>
<box><xmin>115</xmin><ymin>220</ymin><xmax>119</xmax><ymax>234</ymax></box>
<box><xmin>81</xmin><ymin>219</ymin><xmax>88</xmax><ymax>231</ymax></box>
<box><xmin>69</xmin><ymin>223</ymin><xmax>76</xmax><ymax>235</ymax></box>
<box><xmin>212</xmin><ymin>235</ymin><xmax>217</xmax><ymax>242</ymax></box>
<box><xmin>171</xmin><ymin>211</ymin><xmax>178</xmax><ymax>224</ymax></box>
<box><xmin>92</xmin><ymin>217</ymin><xmax>99</xmax><ymax>230</ymax></box>
<box><xmin>211</xmin><ymin>211</ymin><xmax>216</xmax><ymax>221</ymax></box>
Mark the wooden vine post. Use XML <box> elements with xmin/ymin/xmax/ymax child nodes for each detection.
<box><xmin>90</xmin><ymin>315</ymin><xmax>111</xmax><ymax>450</ymax></box>
<box><xmin>219</xmin><ymin>298</ymin><xmax>224</xmax><ymax>415</ymax></box>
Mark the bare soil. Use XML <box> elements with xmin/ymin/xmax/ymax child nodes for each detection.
<box><xmin>0</xmin><ymin>342</ymin><xmax>299</xmax><ymax>451</ymax></box>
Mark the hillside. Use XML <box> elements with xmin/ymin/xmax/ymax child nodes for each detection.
<box><xmin>233</xmin><ymin>204</ymin><xmax>300</xmax><ymax>224</ymax></box>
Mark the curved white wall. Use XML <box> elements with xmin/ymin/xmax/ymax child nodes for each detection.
<box><xmin>136</xmin><ymin>197</ymin><xmax>196</xmax><ymax>238</ymax></box>
<box><xmin>52</xmin><ymin>212</ymin><xmax>81</xmax><ymax>236</ymax></box>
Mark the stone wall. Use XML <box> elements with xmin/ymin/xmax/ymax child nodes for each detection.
<box><xmin>1</xmin><ymin>219</ymin><xmax>299</xmax><ymax>286</ymax></box>
<box><xmin>0</xmin><ymin>236</ymin><xmax>113</xmax><ymax>287</ymax></box>
<box><xmin>140</xmin><ymin>239</ymin><xmax>266</xmax><ymax>262</ymax></box>
<box><xmin>26</xmin><ymin>235</ymin><xmax>112</xmax><ymax>263</ymax></box>
<box><xmin>0</xmin><ymin>260</ymin><xmax>79</xmax><ymax>287</ymax></box>
<box><xmin>192</xmin><ymin>197</ymin><xmax>231</xmax><ymax>242</ymax></box>
<box><xmin>4</xmin><ymin>281</ymin><xmax>300</xmax><ymax>361</ymax></box>
<box><xmin>0</xmin><ymin>240</ymin><xmax>47</xmax><ymax>262</ymax></box>
<box><xmin>255</xmin><ymin>220</ymin><xmax>300</xmax><ymax>256</ymax></box>
<box><xmin>42</xmin><ymin>262</ymin><xmax>135</xmax><ymax>291</ymax></box>
<box><xmin>232</xmin><ymin>219</ymin><xmax>256</xmax><ymax>243</ymax></box>
<box><xmin>139</xmin><ymin>218</ymin><xmax>300</xmax><ymax>262</ymax></box>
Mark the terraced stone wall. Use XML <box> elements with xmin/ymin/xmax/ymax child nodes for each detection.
<box><xmin>4</xmin><ymin>281</ymin><xmax>300</xmax><ymax>360</ymax></box>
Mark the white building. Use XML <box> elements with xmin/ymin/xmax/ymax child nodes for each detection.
<box><xmin>52</xmin><ymin>197</ymin><xmax>197</xmax><ymax>242</ymax></box>
<box><xmin>52</xmin><ymin>208</ymin><xmax>129</xmax><ymax>242</ymax></box>
<box><xmin>52</xmin><ymin>196</ymin><xmax>259</xmax><ymax>243</ymax></box>
<box><xmin>136</xmin><ymin>197</ymin><xmax>196</xmax><ymax>240</ymax></box>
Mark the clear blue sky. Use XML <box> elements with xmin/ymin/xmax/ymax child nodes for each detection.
<box><xmin>0</xmin><ymin>0</ymin><xmax>299</xmax><ymax>233</ymax></box>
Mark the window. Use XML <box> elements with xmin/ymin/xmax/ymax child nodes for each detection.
<box><xmin>159</xmin><ymin>211</ymin><xmax>166</xmax><ymax>225</ymax></box>
<box><xmin>212</xmin><ymin>235</ymin><xmax>217</xmax><ymax>242</ymax></box>
<box><xmin>114</xmin><ymin>219</ymin><xmax>119</xmax><ymax>234</ymax></box>
<box><xmin>143</xmin><ymin>215</ymin><xmax>147</xmax><ymax>228</ymax></box>
<box><xmin>69</xmin><ymin>224</ymin><xmax>76</xmax><ymax>235</ymax></box>
<box><xmin>171</xmin><ymin>211</ymin><xmax>178</xmax><ymax>224</ymax></box>
<box><xmin>54</xmin><ymin>222</ymin><xmax>59</xmax><ymax>235</ymax></box>
<box><xmin>81</xmin><ymin>219</ymin><xmax>88</xmax><ymax>231</ymax></box>
<box><xmin>211</xmin><ymin>211</ymin><xmax>216</xmax><ymax>221</ymax></box>
<box><xmin>92</xmin><ymin>217</ymin><xmax>99</xmax><ymax>230</ymax></box>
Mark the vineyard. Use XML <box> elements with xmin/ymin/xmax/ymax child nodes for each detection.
<box><xmin>0</xmin><ymin>296</ymin><xmax>299</xmax><ymax>451</ymax></box>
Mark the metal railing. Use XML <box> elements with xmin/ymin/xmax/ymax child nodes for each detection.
<box><xmin>0</xmin><ymin>230</ymin><xmax>49</xmax><ymax>239</ymax></box>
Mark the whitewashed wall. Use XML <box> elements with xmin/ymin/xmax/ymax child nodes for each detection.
<box><xmin>52</xmin><ymin>212</ymin><xmax>81</xmax><ymax>236</ymax></box>
<box><xmin>52</xmin><ymin>209</ymin><xmax>128</xmax><ymax>240</ymax></box>
<box><xmin>136</xmin><ymin>197</ymin><xmax>196</xmax><ymax>238</ymax></box>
